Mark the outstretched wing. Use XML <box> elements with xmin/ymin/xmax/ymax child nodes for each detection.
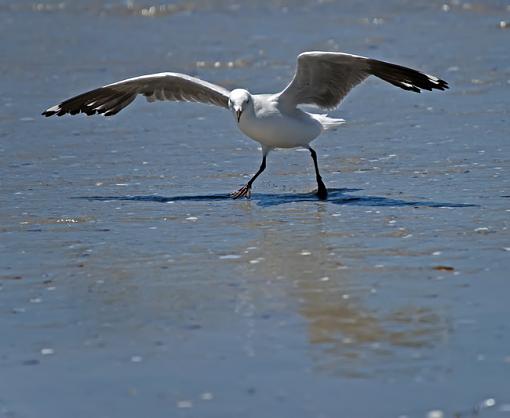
<box><xmin>278</xmin><ymin>51</ymin><xmax>448</xmax><ymax>109</ymax></box>
<box><xmin>42</xmin><ymin>72</ymin><xmax>231</xmax><ymax>117</ymax></box>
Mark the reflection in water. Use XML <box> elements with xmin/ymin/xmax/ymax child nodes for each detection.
<box><xmin>299</xmin><ymin>281</ymin><xmax>447</xmax><ymax>378</ymax></box>
<box><xmin>78</xmin><ymin>190</ymin><xmax>454</xmax><ymax>377</ymax></box>
<box><xmin>243</xmin><ymin>213</ymin><xmax>449</xmax><ymax>378</ymax></box>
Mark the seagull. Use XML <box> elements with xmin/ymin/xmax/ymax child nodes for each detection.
<box><xmin>43</xmin><ymin>51</ymin><xmax>448</xmax><ymax>200</ymax></box>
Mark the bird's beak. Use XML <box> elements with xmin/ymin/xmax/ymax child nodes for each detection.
<box><xmin>235</xmin><ymin>109</ymin><xmax>242</xmax><ymax>123</ymax></box>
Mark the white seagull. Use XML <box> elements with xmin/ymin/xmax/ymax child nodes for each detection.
<box><xmin>43</xmin><ymin>51</ymin><xmax>448</xmax><ymax>199</ymax></box>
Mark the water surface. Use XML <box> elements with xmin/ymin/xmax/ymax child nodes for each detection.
<box><xmin>1</xmin><ymin>1</ymin><xmax>509</xmax><ymax>417</ymax></box>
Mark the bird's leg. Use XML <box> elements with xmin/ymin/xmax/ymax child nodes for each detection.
<box><xmin>308</xmin><ymin>146</ymin><xmax>328</xmax><ymax>200</ymax></box>
<box><xmin>231</xmin><ymin>154</ymin><xmax>267</xmax><ymax>199</ymax></box>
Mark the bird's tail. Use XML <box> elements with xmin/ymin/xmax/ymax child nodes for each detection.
<box><xmin>311</xmin><ymin>114</ymin><xmax>345</xmax><ymax>131</ymax></box>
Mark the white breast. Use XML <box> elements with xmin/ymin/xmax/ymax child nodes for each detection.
<box><xmin>237</xmin><ymin>95</ymin><xmax>322</xmax><ymax>149</ymax></box>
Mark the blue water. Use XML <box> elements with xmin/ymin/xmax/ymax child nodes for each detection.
<box><xmin>1</xmin><ymin>1</ymin><xmax>509</xmax><ymax>417</ymax></box>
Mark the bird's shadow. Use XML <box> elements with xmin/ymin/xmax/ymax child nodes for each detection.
<box><xmin>74</xmin><ymin>188</ymin><xmax>476</xmax><ymax>209</ymax></box>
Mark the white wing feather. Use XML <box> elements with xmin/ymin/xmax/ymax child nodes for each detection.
<box><xmin>43</xmin><ymin>72</ymin><xmax>230</xmax><ymax>117</ymax></box>
<box><xmin>278</xmin><ymin>51</ymin><xmax>448</xmax><ymax>110</ymax></box>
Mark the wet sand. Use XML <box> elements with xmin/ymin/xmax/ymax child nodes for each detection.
<box><xmin>1</xmin><ymin>1</ymin><xmax>509</xmax><ymax>417</ymax></box>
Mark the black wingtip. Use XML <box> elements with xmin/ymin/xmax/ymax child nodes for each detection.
<box><xmin>42</xmin><ymin>105</ymin><xmax>61</xmax><ymax>117</ymax></box>
<box><xmin>426</xmin><ymin>75</ymin><xmax>449</xmax><ymax>92</ymax></box>
<box><xmin>438</xmin><ymin>79</ymin><xmax>449</xmax><ymax>90</ymax></box>
<box><xmin>370</xmin><ymin>59</ymin><xmax>450</xmax><ymax>94</ymax></box>
<box><xmin>406</xmin><ymin>77</ymin><xmax>449</xmax><ymax>93</ymax></box>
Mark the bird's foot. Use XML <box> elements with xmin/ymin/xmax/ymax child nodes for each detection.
<box><xmin>231</xmin><ymin>184</ymin><xmax>252</xmax><ymax>199</ymax></box>
<box><xmin>316</xmin><ymin>183</ymin><xmax>328</xmax><ymax>200</ymax></box>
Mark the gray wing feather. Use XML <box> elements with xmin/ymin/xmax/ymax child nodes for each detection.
<box><xmin>278</xmin><ymin>51</ymin><xmax>448</xmax><ymax>110</ymax></box>
<box><xmin>42</xmin><ymin>72</ymin><xmax>230</xmax><ymax>117</ymax></box>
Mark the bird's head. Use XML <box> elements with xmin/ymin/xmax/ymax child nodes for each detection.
<box><xmin>228</xmin><ymin>89</ymin><xmax>252</xmax><ymax>123</ymax></box>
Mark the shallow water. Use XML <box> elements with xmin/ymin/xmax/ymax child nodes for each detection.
<box><xmin>1</xmin><ymin>1</ymin><xmax>509</xmax><ymax>417</ymax></box>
